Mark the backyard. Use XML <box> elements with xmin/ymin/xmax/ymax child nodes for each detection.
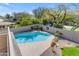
<box><xmin>1</xmin><ymin>3</ymin><xmax>79</xmax><ymax>56</ymax></box>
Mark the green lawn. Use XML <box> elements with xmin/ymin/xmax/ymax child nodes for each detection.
<box><xmin>74</xmin><ymin>28</ymin><xmax>79</xmax><ymax>31</ymax></box>
<box><xmin>62</xmin><ymin>47</ymin><xmax>79</xmax><ymax>56</ymax></box>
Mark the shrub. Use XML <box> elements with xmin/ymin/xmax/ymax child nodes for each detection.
<box><xmin>43</xmin><ymin>19</ymin><xmax>48</xmax><ymax>25</ymax></box>
<box><xmin>53</xmin><ymin>23</ymin><xmax>63</xmax><ymax>28</ymax></box>
<box><xmin>31</xmin><ymin>25</ymin><xmax>43</xmax><ymax>30</ymax></box>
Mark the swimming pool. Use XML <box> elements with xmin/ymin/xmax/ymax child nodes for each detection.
<box><xmin>14</xmin><ymin>31</ymin><xmax>52</xmax><ymax>43</ymax></box>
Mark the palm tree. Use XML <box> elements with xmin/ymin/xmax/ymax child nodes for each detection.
<box><xmin>5</xmin><ymin>14</ymin><xmax>13</xmax><ymax>21</ymax></box>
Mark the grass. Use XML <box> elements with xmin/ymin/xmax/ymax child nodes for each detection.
<box><xmin>62</xmin><ymin>47</ymin><xmax>79</xmax><ymax>56</ymax></box>
<box><xmin>74</xmin><ymin>28</ymin><xmax>79</xmax><ymax>31</ymax></box>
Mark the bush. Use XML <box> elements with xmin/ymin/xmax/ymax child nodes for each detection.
<box><xmin>53</xmin><ymin>23</ymin><xmax>63</xmax><ymax>28</ymax></box>
<box><xmin>53</xmin><ymin>31</ymin><xmax>63</xmax><ymax>38</ymax></box>
<box><xmin>32</xmin><ymin>20</ymin><xmax>40</xmax><ymax>24</ymax></box>
<box><xmin>31</xmin><ymin>25</ymin><xmax>43</xmax><ymax>30</ymax></box>
<box><xmin>20</xmin><ymin>19</ymin><xmax>33</xmax><ymax>26</ymax></box>
<box><xmin>43</xmin><ymin>19</ymin><xmax>48</xmax><ymax>25</ymax></box>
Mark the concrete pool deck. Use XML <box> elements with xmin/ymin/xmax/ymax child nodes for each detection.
<box><xmin>58</xmin><ymin>39</ymin><xmax>79</xmax><ymax>48</ymax></box>
<box><xmin>17</xmin><ymin>35</ymin><xmax>55</xmax><ymax>56</ymax></box>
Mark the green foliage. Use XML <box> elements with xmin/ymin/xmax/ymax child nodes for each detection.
<box><xmin>15</xmin><ymin>24</ymin><xmax>21</xmax><ymax>28</ymax></box>
<box><xmin>13</xmin><ymin>12</ymin><xmax>33</xmax><ymax>26</ymax></box>
<box><xmin>20</xmin><ymin>19</ymin><xmax>32</xmax><ymax>26</ymax></box>
<box><xmin>31</xmin><ymin>25</ymin><xmax>43</xmax><ymax>30</ymax></box>
<box><xmin>43</xmin><ymin>18</ymin><xmax>48</xmax><ymax>25</ymax></box>
<box><xmin>32</xmin><ymin>19</ymin><xmax>40</xmax><ymax>24</ymax></box>
<box><xmin>53</xmin><ymin>23</ymin><xmax>63</xmax><ymax>28</ymax></box>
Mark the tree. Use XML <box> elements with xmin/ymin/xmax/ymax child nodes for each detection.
<box><xmin>5</xmin><ymin>14</ymin><xmax>10</xmax><ymax>19</ymax></box>
<box><xmin>44</xmin><ymin>4</ymin><xmax>70</xmax><ymax>28</ymax></box>
<box><xmin>13</xmin><ymin>12</ymin><xmax>33</xmax><ymax>26</ymax></box>
<box><xmin>33</xmin><ymin>4</ymin><xmax>70</xmax><ymax>28</ymax></box>
<box><xmin>20</xmin><ymin>19</ymin><xmax>32</xmax><ymax>26</ymax></box>
<box><xmin>33</xmin><ymin>7</ymin><xmax>56</xmax><ymax>25</ymax></box>
<box><xmin>33</xmin><ymin>7</ymin><xmax>44</xmax><ymax>18</ymax></box>
<box><xmin>13</xmin><ymin>12</ymin><xmax>33</xmax><ymax>21</ymax></box>
<box><xmin>33</xmin><ymin>7</ymin><xmax>54</xmax><ymax>20</ymax></box>
<box><xmin>5</xmin><ymin>14</ymin><xmax>13</xmax><ymax>21</ymax></box>
<box><xmin>53</xmin><ymin>4</ymin><xmax>79</xmax><ymax>27</ymax></box>
<box><xmin>43</xmin><ymin>18</ymin><xmax>48</xmax><ymax>25</ymax></box>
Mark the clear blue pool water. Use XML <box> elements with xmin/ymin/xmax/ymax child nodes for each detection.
<box><xmin>14</xmin><ymin>31</ymin><xmax>51</xmax><ymax>43</ymax></box>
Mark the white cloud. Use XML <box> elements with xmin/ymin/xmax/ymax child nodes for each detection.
<box><xmin>28</xmin><ymin>11</ymin><xmax>33</xmax><ymax>15</ymax></box>
<box><xmin>0</xmin><ymin>4</ymin><xmax>12</xmax><ymax>15</ymax></box>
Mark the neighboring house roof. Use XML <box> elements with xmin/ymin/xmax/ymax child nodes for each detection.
<box><xmin>0</xmin><ymin>22</ymin><xmax>15</xmax><ymax>26</ymax></box>
<box><xmin>0</xmin><ymin>16</ymin><xmax>8</xmax><ymax>22</ymax></box>
<box><xmin>0</xmin><ymin>16</ymin><xmax>15</xmax><ymax>26</ymax></box>
<box><xmin>0</xmin><ymin>19</ymin><xmax>4</xmax><ymax>22</ymax></box>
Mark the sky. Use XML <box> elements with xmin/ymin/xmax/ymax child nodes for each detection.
<box><xmin>0</xmin><ymin>3</ymin><xmax>78</xmax><ymax>16</ymax></box>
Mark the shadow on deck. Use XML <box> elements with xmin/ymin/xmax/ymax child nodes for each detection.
<box><xmin>40</xmin><ymin>47</ymin><xmax>54</xmax><ymax>56</ymax></box>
